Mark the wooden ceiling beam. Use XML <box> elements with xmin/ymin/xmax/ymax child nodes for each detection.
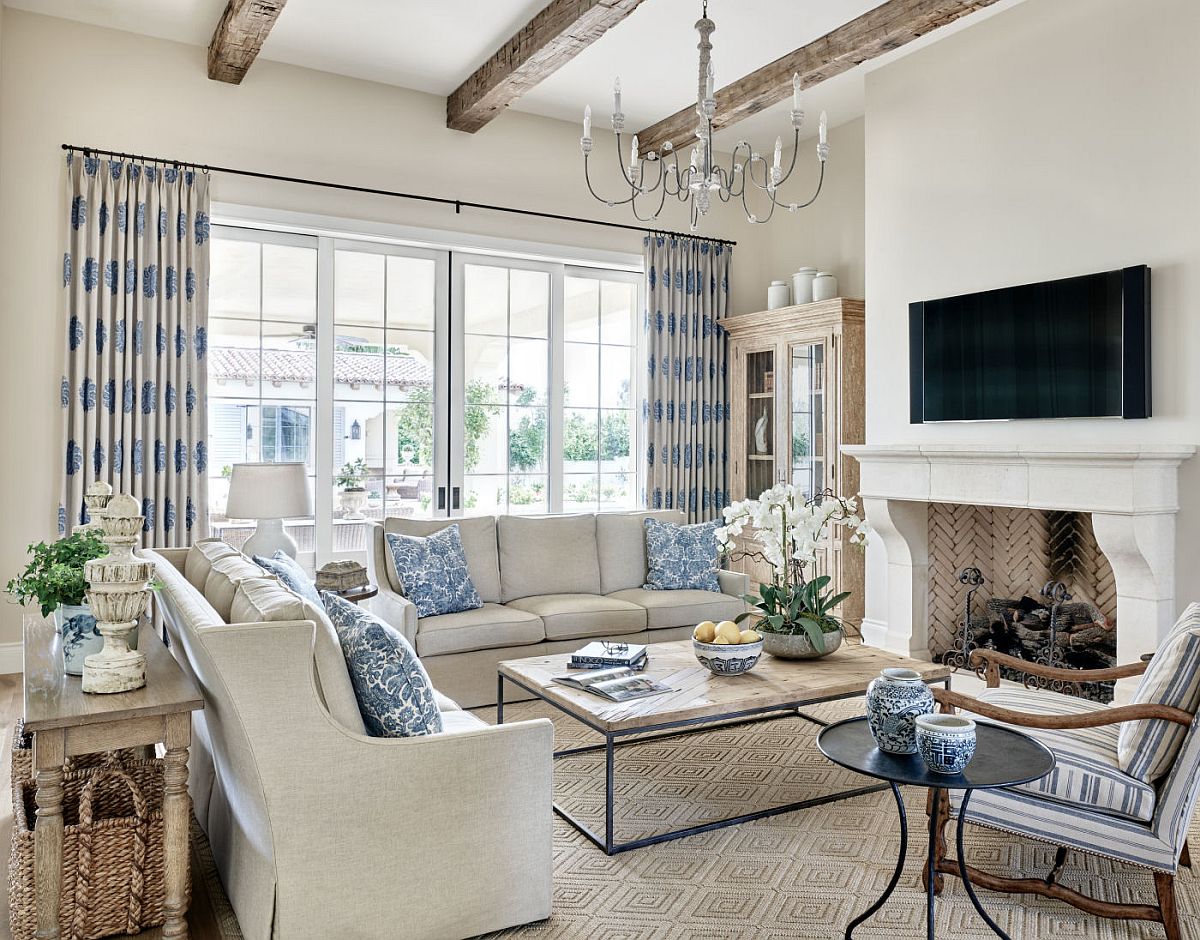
<box><xmin>635</xmin><ymin>0</ymin><xmax>1001</xmax><ymax>155</ymax></box>
<box><xmin>448</xmin><ymin>0</ymin><xmax>649</xmax><ymax>134</ymax></box>
<box><xmin>208</xmin><ymin>0</ymin><xmax>289</xmax><ymax>84</ymax></box>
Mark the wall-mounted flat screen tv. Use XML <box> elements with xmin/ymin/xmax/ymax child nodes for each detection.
<box><xmin>909</xmin><ymin>265</ymin><xmax>1150</xmax><ymax>422</ymax></box>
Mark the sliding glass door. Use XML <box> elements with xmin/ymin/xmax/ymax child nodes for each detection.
<box><xmin>209</xmin><ymin>226</ymin><xmax>641</xmax><ymax>568</ymax></box>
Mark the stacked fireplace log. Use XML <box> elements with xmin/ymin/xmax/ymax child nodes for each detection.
<box><xmin>967</xmin><ymin>596</ymin><xmax>1116</xmax><ymax>670</ymax></box>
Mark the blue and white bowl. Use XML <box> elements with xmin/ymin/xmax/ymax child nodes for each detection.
<box><xmin>693</xmin><ymin>638</ymin><xmax>763</xmax><ymax>676</ymax></box>
<box><xmin>915</xmin><ymin>714</ymin><xmax>977</xmax><ymax>774</ymax></box>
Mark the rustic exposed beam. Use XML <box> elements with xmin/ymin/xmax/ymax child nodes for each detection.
<box><xmin>636</xmin><ymin>0</ymin><xmax>1001</xmax><ymax>155</ymax></box>
<box><xmin>208</xmin><ymin>0</ymin><xmax>288</xmax><ymax>84</ymax></box>
<box><xmin>448</xmin><ymin>0</ymin><xmax>649</xmax><ymax>134</ymax></box>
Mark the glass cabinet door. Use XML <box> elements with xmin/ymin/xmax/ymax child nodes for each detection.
<box><xmin>745</xmin><ymin>348</ymin><xmax>776</xmax><ymax>498</ymax></box>
<box><xmin>790</xmin><ymin>341</ymin><xmax>826</xmax><ymax>501</ymax></box>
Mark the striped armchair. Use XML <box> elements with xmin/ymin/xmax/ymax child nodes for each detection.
<box><xmin>929</xmin><ymin>603</ymin><xmax>1200</xmax><ymax>940</ymax></box>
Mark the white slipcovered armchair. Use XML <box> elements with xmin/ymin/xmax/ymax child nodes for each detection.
<box><xmin>929</xmin><ymin>603</ymin><xmax>1200</xmax><ymax>940</ymax></box>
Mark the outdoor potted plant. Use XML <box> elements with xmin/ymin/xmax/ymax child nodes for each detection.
<box><xmin>715</xmin><ymin>484</ymin><xmax>869</xmax><ymax>659</ymax></box>
<box><xmin>6</xmin><ymin>530</ymin><xmax>116</xmax><ymax>674</ymax></box>
<box><xmin>336</xmin><ymin>458</ymin><xmax>370</xmax><ymax>520</ymax></box>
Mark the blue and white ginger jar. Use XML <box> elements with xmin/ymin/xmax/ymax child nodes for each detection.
<box><xmin>54</xmin><ymin>603</ymin><xmax>139</xmax><ymax>676</ymax></box>
<box><xmin>865</xmin><ymin>667</ymin><xmax>934</xmax><ymax>754</ymax></box>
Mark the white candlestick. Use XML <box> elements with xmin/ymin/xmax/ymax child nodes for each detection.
<box><xmin>793</xmin><ymin>73</ymin><xmax>801</xmax><ymax>111</ymax></box>
<box><xmin>819</xmin><ymin>111</ymin><xmax>828</xmax><ymax>145</ymax></box>
<box><xmin>613</xmin><ymin>76</ymin><xmax>622</xmax><ymax>114</ymax></box>
<box><xmin>583</xmin><ymin>105</ymin><xmax>591</xmax><ymax>138</ymax></box>
<box><xmin>706</xmin><ymin>61</ymin><xmax>714</xmax><ymax>100</ymax></box>
<box><xmin>631</xmin><ymin>134</ymin><xmax>639</xmax><ymax>166</ymax></box>
<box><xmin>773</xmin><ymin>137</ymin><xmax>782</xmax><ymax>170</ymax></box>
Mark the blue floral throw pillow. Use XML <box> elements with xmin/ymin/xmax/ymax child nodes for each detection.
<box><xmin>384</xmin><ymin>524</ymin><xmax>483</xmax><ymax>619</ymax></box>
<box><xmin>643</xmin><ymin>517</ymin><xmax>721</xmax><ymax>592</ymax></box>
<box><xmin>322</xmin><ymin>592</ymin><xmax>443</xmax><ymax>738</ymax></box>
<box><xmin>252</xmin><ymin>551</ymin><xmax>322</xmax><ymax>607</ymax></box>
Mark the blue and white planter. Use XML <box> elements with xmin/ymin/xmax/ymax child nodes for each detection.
<box><xmin>53</xmin><ymin>603</ymin><xmax>138</xmax><ymax>676</ymax></box>
<box><xmin>865</xmin><ymin>667</ymin><xmax>935</xmax><ymax>755</ymax></box>
<box><xmin>916</xmin><ymin>713</ymin><xmax>977</xmax><ymax>774</ymax></box>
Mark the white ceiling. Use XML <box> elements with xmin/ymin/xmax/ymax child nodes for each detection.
<box><xmin>3</xmin><ymin>0</ymin><xmax>1027</xmax><ymax>148</ymax></box>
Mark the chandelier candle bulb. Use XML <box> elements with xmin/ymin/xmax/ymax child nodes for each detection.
<box><xmin>792</xmin><ymin>72</ymin><xmax>801</xmax><ymax>110</ymax></box>
<box><xmin>705</xmin><ymin>61</ymin><xmax>714</xmax><ymax>100</ymax></box>
<box><xmin>630</xmin><ymin>134</ymin><xmax>638</xmax><ymax>167</ymax></box>
<box><xmin>613</xmin><ymin>76</ymin><xmax>621</xmax><ymax>114</ymax></box>
<box><xmin>773</xmin><ymin>137</ymin><xmax>782</xmax><ymax>170</ymax></box>
<box><xmin>819</xmin><ymin>111</ymin><xmax>828</xmax><ymax>146</ymax></box>
<box><xmin>583</xmin><ymin>105</ymin><xmax>591</xmax><ymax>138</ymax></box>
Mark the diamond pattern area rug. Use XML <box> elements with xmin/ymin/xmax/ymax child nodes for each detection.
<box><xmin>480</xmin><ymin>698</ymin><xmax>1200</xmax><ymax>940</ymax></box>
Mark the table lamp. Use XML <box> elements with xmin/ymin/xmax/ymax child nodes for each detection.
<box><xmin>225</xmin><ymin>462</ymin><xmax>312</xmax><ymax>559</ymax></box>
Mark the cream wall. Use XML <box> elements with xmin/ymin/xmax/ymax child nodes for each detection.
<box><xmin>862</xmin><ymin>0</ymin><xmax>1200</xmax><ymax>618</ymax></box>
<box><xmin>0</xmin><ymin>9</ymin><xmax>770</xmax><ymax>648</ymax></box>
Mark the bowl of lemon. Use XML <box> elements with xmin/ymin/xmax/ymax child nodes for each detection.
<box><xmin>692</xmin><ymin>620</ymin><xmax>763</xmax><ymax>676</ymax></box>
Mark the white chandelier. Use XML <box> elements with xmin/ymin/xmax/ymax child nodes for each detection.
<box><xmin>580</xmin><ymin>0</ymin><xmax>828</xmax><ymax>230</ymax></box>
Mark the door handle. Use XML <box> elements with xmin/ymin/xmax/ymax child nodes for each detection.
<box><xmin>437</xmin><ymin>486</ymin><xmax>446</xmax><ymax>511</ymax></box>
<box><xmin>451</xmin><ymin>486</ymin><xmax>461</xmax><ymax>511</ymax></box>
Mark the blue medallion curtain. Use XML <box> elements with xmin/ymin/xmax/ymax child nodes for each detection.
<box><xmin>642</xmin><ymin>235</ymin><xmax>731</xmax><ymax>522</ymax></box>
<box><xmin>59</xmin><ymin>152</ymin><xmax>211</xmax><ymax>545</ymax></box>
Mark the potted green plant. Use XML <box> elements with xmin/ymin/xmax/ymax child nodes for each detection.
<box><xmin>716</xmin><ymin>484</ymin><xmax>869</xmax><ymax>659</ymax></box>
<box><xmin>6</xmin><ymin>530</ymin><xmax>110</xmax><ymax>674</ymax></box>
<box><xmin>336</xmin><ymin>458</ymin><xmax>370</xmax><ymax>520</ymax></box>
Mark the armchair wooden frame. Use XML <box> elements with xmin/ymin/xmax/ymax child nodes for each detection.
<box><xmin>926</xmin><ymin>649</ymin><xmax>1192</xmax><ymax>940</ymax></box>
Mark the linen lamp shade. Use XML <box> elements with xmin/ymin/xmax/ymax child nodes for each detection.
<box><xmin>226</xmin><ymin>462</ymin><xmax>312</xmax><ymax>558</ymax></box>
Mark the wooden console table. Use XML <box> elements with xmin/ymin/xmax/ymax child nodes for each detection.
<box><xmin>22</xmin><ymin>617</ymin><xmax>203</xmax><ymax>940</ymax></box>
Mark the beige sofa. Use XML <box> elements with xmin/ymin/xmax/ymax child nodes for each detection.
<box><xmin>146</xmin><ymin>542</ymin><xmax>553</xmax><ymax>940</ymax></box>
<box><xmin>367</xmin><ymin>509</ymin><xmax>748</xmax><ymax>707</ymax></box>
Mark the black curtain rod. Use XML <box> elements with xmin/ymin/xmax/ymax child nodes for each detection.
<box><xmin>60</xmin><ymin>143</ymin><xmax>736</xmax><ymax>248</ymax></box>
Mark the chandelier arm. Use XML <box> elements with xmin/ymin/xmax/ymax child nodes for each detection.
<box><xmin>583</xmin><ymin>154</ymin><xmax>639</xmax><ymax>207</ymax></box>
<box><xmin>740</xmin><ymin>182</ymin><xmax>779</xmax><ymax>224</ymax></box>
<box><xmin>771</xmin><ymin>128</ymin><xmax>803</xmax><ymax>189</ymax></box>
<box><xmin>757</xmin><ymin>159</ymin><xmax>827</xmax><ymax>212</ymax></box>
<box><xmin>629</xmin><ymin>184</ymin><xmax>669</xmax><ymax>222</ymax></box>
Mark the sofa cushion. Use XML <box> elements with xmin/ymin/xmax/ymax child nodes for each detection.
<box><xmin>440</xmin><ymin>710</ymin><xmax>489</xmax><ymax>735</ymax></box>
<box><xmin>608</xmin><ymin>588</ymin><xmax>744</xmax><ymax>630</ymax></box>
<box><xmin>184</xmin><ymin>538</ymin><xmax>238</xmax><ymax>591</ymax></box>
<box><xmin>323</xmin><ymin>593</ymin><xmax>443</xmax><ymax>738</ymax></box>
<box><xmin>384</xmin><ymin>515</ymin><xmax>501</xmax><ymax>604</ymax></box>
<box><xmin>597</xmin><ymin>510</ymin><xmax>687</xmax><ymax>594</ymax></box>
<box><xmin>203</xmin><ymin>553</ymin><xmax>266</xmax><ymax>621</ymax></box>
<box><xmin>434</xmin><ymin>690</ymin><xmax>463</xmax><ymax>712</ymax></box>
<box><xmin>1118</xmin><ymin>604</ymin><xmax>1200</xmax><ymax>782</ymax></box>
<box><xmin>385</xmin><ymin>525</ymin><xmax>484</xmax><ymax>618</ymax></box>
<box><xmin>643</xmin><ymin>517</ymin><xmax>721</xmax><ymax>592</ymax></box>
<box><xmin>252</xmin><ymin>550</ymin><xmax>322</xmax><ymax>606</ymax></box>
<box><xmin>498</xmin><ymin>515</ymin><xmax>600</xmax><ymax>602</ymax></box>
<box><xmin>230</xmin><ymin>577</ymin><xmax>366</xmax><ymax>735</ymax></box>
<box><xmin>506</xmin><ymin>593</ymin><xmax>645</xmax><ymax>642</ymax></box>
<box><xmin>966</xmin><ymin>687</ymin><xmax>1156</xmax><ymax>822</ymax></box>
<box><xmin>415</xmin><ymin>603</ymin><xmax>545</xmax><ymax>658</ymax></box>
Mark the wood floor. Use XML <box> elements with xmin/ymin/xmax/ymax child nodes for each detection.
<box><xmin>0</xmin><ymin>673</ymin><xmax>225</xmax><ymax>940</ymax></box>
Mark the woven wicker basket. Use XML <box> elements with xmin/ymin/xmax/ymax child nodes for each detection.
<box><xmin>9</xmin><ymin>757</ymin><xmax>186</xmax><ymax>940</ymax></box>
<box><xmin>10</xmin><ymin>721</ymin><xmax>141</xmax><ymax>807</ymax></box>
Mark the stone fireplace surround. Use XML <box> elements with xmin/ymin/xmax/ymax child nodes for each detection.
<box><xmin>843</xmin><ymin>444</ymin><xmax>1195</xmax><ymax>692</ymax></box>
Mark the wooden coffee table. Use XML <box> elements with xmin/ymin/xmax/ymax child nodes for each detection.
<box><xmin>498</xmin><ymin>639</ymin><xmax>950</xmax><ymax>854</ymax></box>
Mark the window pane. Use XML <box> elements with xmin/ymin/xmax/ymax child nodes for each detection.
<box><xmin>390</xmin><ymin>399</ymin><xmax>432</xmax><ymax>475</ymax></box>
<box><xmin>467</xmin><ymin>403</ymin><xmax>506</xmax><ymax>475</ymax></box>
<box><xmin>386</xmin><ymin>330</ymin><xmax>435</xmax><ymax>403</ymax></box>
<box><xmin>260</xmin><ymin>403</ymin><xmax>313</xmax><ymax>466</ymax></box>
<box><xmin>334</xmin><ymin>250</ymin><xmax>384</xmax><ymax>328</ymax></box>
<box><xmin>600</xmin><ymin>280</ymin><xmax>636</xmax><ymax>346</ymax></box>
<box><xmin>563</xmin><ymin>473</ymin><xmax>599</xmax><ymax>513</ymax></box>
<box><xmin>600</xmin><ymin>345</ymin><xmax>632</xmax><ymax>408</ymax></box>
<box><xmin>210</xmin><ymin>239</ymin><xmax>260</xmax><ymax>320</ymax></box>
<box><xmin>508</xmin><ymin>475</ymin><xmax>548</xmax><ymax>514</ymax></box>
<box><xmin>261</xmin><ymin>322</ymin><xmax>316</xmax><ymax>401</ymax></box>
<box><xmin>208</xmin><ymin>401</ymin><xmax>256</xmax><ymax>476</ymax></box>
<box><xmin>600</xmin><ymin>471</ymin><xmax>635</xmax><ymax>510</ymax></box>
<box><xmin>564</xmin><ymin>342</ymin><xmax>599</xmax><ymax>407</ymax></box>
<box><xmin>563</xmin><ymin>409</ymin><xmax>598</xmax><ymax>466</ymax></box>
<box><xmin>565</xmin><ymin>276</ymin><xmax>600</xmax><ymax>342</ymax></box>
<box><xmin>599</xmin><ymin>408</ymin><xmax>632</xmax><ymax>472</ymax></box>
<box><xmin>464</xmin><ymin>264</ymin><xmax>507</xmax><ymax>335</ymax></box>
<box><xmin>463</xmin><ymin>474</ymin><xmax>507</xmax><ymax>515</ymax></box>
<box><xmin>509</xmin><ymin>338</ymin><xmax>547</xmax><ymax>405</ymax></box>
<box><xmin>509</xmin><ymin>406</ymin><xmax>548</xmax><ymax>473</ymax></box>
<box><xmin>509</xmin><ymin>269</ymin><xmax>549</xmax><ymax>338</ymax></box>
<box><xmin>263</xmin><ymin>244</ymin><xmax>316</xmax><ymax>323</ymax></box>
<box><xmin>465</xmin><ymin>334</ymin><xmax>507</xmax><ymax>404</ymax></box>
<box><xmin>209</xmin><ymin>317</ymin><xmax>260</xmax><ymax>397</ymax></box>
<box><xmin>386</xmin><ymin>256</ymin><xmax>436</xmax><ymax>331</ymax></box>
<box><xmin>384</xmin><ymin>473</ymin><xmax>435</xmax><ymax>520</ymax></box>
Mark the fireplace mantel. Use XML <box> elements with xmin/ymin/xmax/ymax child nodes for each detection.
<box><xmin>842</xmin><ymin>444</ymin><xmax>1195</xmax><ymax>685</ymax></box>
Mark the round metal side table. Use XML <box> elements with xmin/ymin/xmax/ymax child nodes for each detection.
<box><xmin>817</xmin><ymin>716</ymin><xmax>1055</xmax><ymax>940</ymax></box>
<box><xmin>330</xmin><ymin>583</ymin><xmax>378</xmax><ymax>605</ymax></box>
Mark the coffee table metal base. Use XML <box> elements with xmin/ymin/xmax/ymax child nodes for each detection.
<box><xmin>847</xmin><ymin>787</ymin><xmax>1010</xmax><ymax>939</ymax></box>
<box><xmin>497</xmin><ymin>673</ymin><xmax>949</xmax><ymax>856</ymax></box>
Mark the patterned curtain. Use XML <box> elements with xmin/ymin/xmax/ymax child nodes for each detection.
<box><xmin>642</xmin><ymin>235</ymin><xmax>731</xmax><ymax>522</ymax></box>
<box><xmin>59</xmin><ymin>152</ymin><xmax>211</xmax><ymax>545</ymax></box>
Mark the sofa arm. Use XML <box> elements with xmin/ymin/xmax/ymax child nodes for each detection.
<box><xmin>199</xmin><ymin>620</ymin><xmax>553</xmax><ymax>939</ymax></box>
<box><xmin>718</xmin><ymin>568</ymin><xmax>750</xmax><ymax>599</ymax></box>
<box><xmin>368</xmin><ymin>584</ymin><xmax>418</xmax><ymax>644</ymax></box>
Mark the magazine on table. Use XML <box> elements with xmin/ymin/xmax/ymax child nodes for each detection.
<box><xmin>569</xmin><ymin>641</ymin><xmax>647</xmax><ymax>669</ymax></box>
<box><xmin>553</xmin><ymin>666</ymin><xmax>671</xmax><ymax>702</ymax></box>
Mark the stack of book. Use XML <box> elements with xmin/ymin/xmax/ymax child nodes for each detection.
<box><xmin>569</xmin><ymin>642</ymin><xmax>648</xmax><ymax>671</ymax></box>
